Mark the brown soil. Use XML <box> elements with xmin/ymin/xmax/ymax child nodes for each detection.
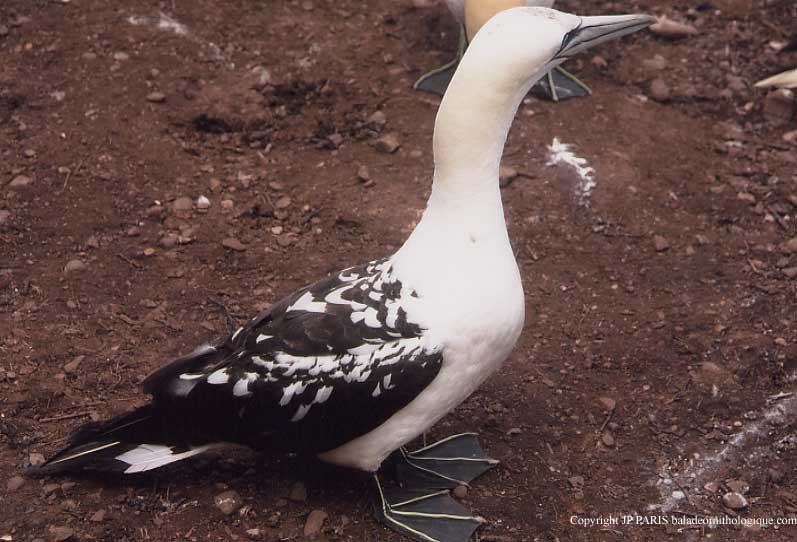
<box><xmin>2</xmin><ymin>0</ymin><xmax>797</xmax><ymax>541</ymax></box>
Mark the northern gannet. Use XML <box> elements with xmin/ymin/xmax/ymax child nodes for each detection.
<box><xmin>37</xmin><ymin>7</ymin><xmax>652</xmax><ymax>542</ymax></box>
<box><xmin>415</xmin><ymin>0</ymin><xmax>593</xmax><ymax>102</ymax></box>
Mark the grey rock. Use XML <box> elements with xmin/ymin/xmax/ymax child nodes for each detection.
<box><xmin>303</xmin><ymin>509</ymin><xmax>328</xmax><ymax>537</ymax></box>
<box><xmin>214</xmin><ymin>490</ymin><xmax>244</xmax><ymax>516</ymax></box>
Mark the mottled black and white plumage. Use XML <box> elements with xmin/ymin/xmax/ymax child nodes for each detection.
<box><xmin>41</xmin><ymin>258</ymin><xmax>447</xmax><ymax>473</ymax></box>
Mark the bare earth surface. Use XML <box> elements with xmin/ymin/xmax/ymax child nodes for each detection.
<box><xmin>2</xmin><ymin>0</ymin><xmax>797</xmax><ymax>541</ymax></box>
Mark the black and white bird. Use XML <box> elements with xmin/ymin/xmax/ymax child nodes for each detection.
<box><xmin>38</xmin><ymin>7</ymin><xmax>652</xmax><ymax>542</ymax></box>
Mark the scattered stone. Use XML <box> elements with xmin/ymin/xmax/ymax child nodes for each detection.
<box><xmin>642</xmin><ymin>55</ymin><xmax>668</xmax><ymax>72</ymax></box>
<box><xmin>288</xmin><ymin>481</ymin><xmax>307</xmax><ymax>503</ymax></box>
<box><xmin>598</xmin><ymin>397</ymin><xmax>616</xmax><ymax>411</ymax></box>
<box><xmin>649</xmin><ymin>78</ymin><xmax>671</xmax><ymax>102</ymax></box>
<box><xmin>763</xmin><ymin>89</ymin><xmax>795</xmax><ymax>126</ymax></box>
<box><xmin>601</xmin><ymin>432</ymin><xmax>615</xmax><ymax>447</ymax></box>
<box><xmin>63</xmin><ymin>259</ymin><xmax>87</xmax><ymax>274</ymax></box>
<box><xmin>172</xmin><ymin>196</ymin><xmax>193</xmax><ymax>213</ymax></box>
<box><xmin>568</xmin><ymin>476</ymin><xmax>585</xmax><ymax>489</ymax></box>
<box><xmin>146</xmin><ymin>91</ymin><xmax>166</xmax><ymax>103</ymax></box>
<box><xmin>590</xmin><ymin>55</ymin><xmax>607</xmax><ymax>68</ymax></box>
<box><xmin>373</xmin><ymin>133</ymin><xmax>400</xmax><ymax>154</ymax></box>
<box><xmin>245</xmin><ymin>527</ymin><xmax>262</xmax><ymax>540</ymax></box>
<box><xmin>48</xmin><ymin>526</ymin><xmax>74</xmax><ymax>542</ymax></box>
<box><xmin>268</xmin><ymin>181</ymin><xmax>284</xmax><ymax>191</ymax></box>
<box><xmin>159</xmin><ymin>233</ymin><xmax>179</xmax><ymax>249</ymax></box>
<box><xmin>782</xmin><ymin>267</ymin><xmax>797</xmax><ymax>279</ymax></box>
<box><xmin>90</xmin><ymin>509</ymin><xmax>106</xmax><ymax>522</ymax></box>
<box><xmin>506</xmin><ymin>427</ymin><xmax>522</xmax><ymax>436</ymax></box>
<box><xmin>357</xmin><ymin>165</ymin><xmax>371</xmax><ymax>182</ymax></box>
<box><xmin>650</xmin><ymin>16</ymin><xmax>698</xmax><ymax>38</ymax></box>
<box><xmin>63</xmin><ymin>355</ymin><xmax>84</xmax><ymax>374</ymax></box>
<box><xmin>9</xmin><ymin>175</ymin><xmax>32</xmax><ymax>188</ymax></box>
<box><xmin>196</xmin><ymin>195</ymin><xmax>211</xmax><ymax>210</ymax></box>
<box><xmin>222</xmin><ymin>238</ymin><xmax>246</xmax><ymax>252</ymax></box>
<box><xmin>214</xmin><ymin>490</ymin><xmax>244</xmax><ymax>516</ymax></box>
<box><xmin>275</xmin><ymin>196</ymin><xmax>291</xmax><ymax>209</ymax></box>
<box><xmin>221</xmin><ymin>199</ymin><xmax>234</xmax><ymax>210</ymax></box>
<box><xmin>453</xmin><ymin>484</ymin><xmax>468</xmax><ymax>499</ymax></box>
<box><xmin>784</xmin><ymin>237</ymin><xmax>797</xmax><ymax>254</ymax></box>
<box><xmin>143</xmin><ymin>247</ymin><xmax>156</xmax><ymax>257</ymax></box>
<box><xmin>0</xmin><ymin>210</ymin><xmax>10</xmax><ymax>225</ymax></box>
<box><xmin>327</xmin><ymin>133</ymin><xmax>343</xmax><ymax>148</ymax></box>
<box><xmin>653</xmin><ymin>235</ymin><xmax>670</xmax><ymax>252</ymax></box>
<box><xmin>726</xmin><ymin>479</ymin><xmax>750</xmax><ymax>495</ymax></box>
<box><xmin>367</xmin><ymin>110</ymin><xmax>387</xmax><ymax>128</ymax></box>
<box><xmin>722</xmin><ymin>491</ymin><xmax>748</xmax><ymax>510</ymax></box>
<box><xmin>0</xmin><ymin>25</ymin><xmax>8</xmax><ymax>37</ymax></box>
<box><xmin>209</xmin><ymin>178</ymin><xmax>223</xmax><ymax>192</ymax></box>
<box><xmin>303</xmin><ymin>509</ymin><xmax>328</xmax><ymax>537</ymax></box>
<box><xmin>145</xmin><ymin>204</ymin><xmax>163</xmax><ymax>217</ymax></box>
<box><xmin>7</xmin><ymin>475</ymin><xmax>25</xmax><ymax>492</ymax></box>
<box><xmin>113</xmin><ymin>51</ymin><xmax>130</xmax><ymax>61</ymax></box>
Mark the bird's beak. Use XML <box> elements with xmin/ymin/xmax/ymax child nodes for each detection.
<box><xmin>553</xmin><ymin>14</ymin><xmax>655</xmax><ymax>61</ymax></box>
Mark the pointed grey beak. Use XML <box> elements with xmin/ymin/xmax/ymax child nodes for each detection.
<box><xmin>554</xmin><ymin>14</ymin><xmax>655</xmax><ymax>60</ymax></box>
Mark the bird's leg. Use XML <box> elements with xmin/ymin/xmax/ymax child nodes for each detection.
<box><xmin>395</xmin><ymin>433</ymin><xmax>498</xmax><ymax>490</ymax></box>
<box><xmin>413</xmin><ymin>24</ymin><xmax>468</xmax><ymax>96</ymax></box>
<box><xmin>531</xmin><ymin>65</ymin><xmax>592</xmax><ymax>102</ymax></box>
<box><xmin>372</xmin><ymin>473</ymin><xmax>485</xmax><ymax>542</ymax></box>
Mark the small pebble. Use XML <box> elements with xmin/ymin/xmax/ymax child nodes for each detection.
<box><xmin>288</xmin><ymin>481</ymin><xmax>307</xmax><ymax>503</ymax></box>
<box><xmin>113</xmin><ymin>51</ymin><xmax>130</xmax><ymax>61</ymax></box>
<box><xmin>649</xmin><ymin>78</ymin><xmax>671</xmax><ymax>102</ymax></box>
<box><xmin>63</xmin><ymin>259</ymin><xmax>87</xmax><ymax>274</ymax></box>
<box><xmin>172</xmin><ymin>196</ymin><xmax>193</xmax><ymax>213</ymax></box>
<box><xmin>63</xmin><ymin>355</ymin><xmax>84</xmax><ymax>374</ymax></box>
<box><xmin>221</xmin><ymin>199</ymin><xmax>234</xmax><ymax>210</ymax></box>
<box><xmin>222</xmin><ymin>238</ymin><xmax>246</xmax><ymax>252</ymax></box>
<box><xmin>90</xmin><ymin>509</ymin><xmax>106</xmax><ymax>522</ymax></box>
<box><xmin>6</xmin><ymin>475</ymin><xmax>25</xmax><ymax>492</ymax></box>
<box><xmin>453</xmin><ymin>485</ymin><xmax>468</xmax><ymax>499</ymax></box>
<box><xmin>653</xmin><ymin>235</ymin><xmax>670</xmax><ymax>252</ymax></box>
<box><xmin>357</xmin><ymin>165</ymin><xmax>371</xmax><ymax>182</ymax></box>
<box><xmin>146</xmin><ymin>92</ymin><xmax>166</xmax><ymax>103</ymax></box>
<box><xmin>599</xmin><ymin>397</ymin><xmax>616</xmax><ymax>411</ymax></box>
<box><xmin>245</xmin><ymin>528</ymin><xmax>262</xmax><ymax>540</ymax></box>
<box><xmin>9</xmin><ymin>175</ymin><xmax>32</xmax><ymax>188</ymax></box>
<box><xmin>0</xmin><ymin>210</ymin><xmax>10</xmax><ymax>225</ymax></box>
<box><xmin>373</xmin><ymin>133</ymin><xmax>401</xmax><ymax>154</ymax></box>
<box><xmin>214</xmin><ymin>490</ymin><xmax>244</xmax><ymax>516</ymax></box>
<box><xmin>726</xmin><ymin>479</ymin><xmax>750</xmax><ymax>495</ymax></box>
<box><xmin>367</xmin><ymin>110</ymin><xmax>387</xmax><ymax>128</ymax></box>
<box><xmin>601</xmin><ymin>432</ymin><xmax>615</xmax><ymax>447</ymax></box>
<box><xmin>650</xmin><ymin>16</ymin><xmax>698</xmax><ymax>38</ymax></box>
<box><xmin>196</xmin><ymin>195</ymin><xmax>211</xmax><ymax>210</ymax></box>
<box><xmin>722</xmin><ymin>491</ymin><xmax>748</xmax><ymax>510</ymax></box>
<box><xmin>159</xmin><ymin>233</ymin><xmax>179</xmax><ymax>249</ymax></box>
<box><xmin>506</xmin><ymin>427</ymin><xmax>522</xmax><ymax>436</ymax></box>
<box><xmin>303</xmin><ymin>509</ymin><xmax>328</xmax><ymax>537</ymax></box>
<box><xmin>642</xmin><ymin>55</ymin><xmax>668</xmax><ymax>72</ymax></box>
<box><xmin>275</xmin><ymin>196</ymin><xmax>291</xmax><ymax>209</ymax></box>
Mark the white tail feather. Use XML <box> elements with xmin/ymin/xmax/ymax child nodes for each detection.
<box><xmin>116</xmin><ymin>443</ymin><xmax>216</xmax><ymax>473</ymax></box>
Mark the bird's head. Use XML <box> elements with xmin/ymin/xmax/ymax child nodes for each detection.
<box><xmin>459</xmin><ymin>7</ymin><xmax>654</xmax><ymax>96</ymax></box>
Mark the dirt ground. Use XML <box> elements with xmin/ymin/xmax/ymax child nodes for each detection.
<box><xmin>2</xmin><ymin>0</ymin><xmax>797</xmax><ymax>541</ymax></box>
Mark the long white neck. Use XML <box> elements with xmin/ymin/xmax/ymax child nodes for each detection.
<box><xmin>398</xmin><ymin>30</ymin><xmax>541</xmax><ymax>257</ymax></box>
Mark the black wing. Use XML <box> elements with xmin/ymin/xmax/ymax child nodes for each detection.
<box><xmin>141</xmin><ymin>258</ymin><xmax>443</xmax><ymax>453</ymax></box>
